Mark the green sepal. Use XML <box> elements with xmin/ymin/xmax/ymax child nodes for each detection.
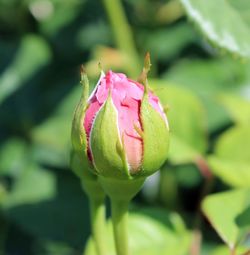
<box><xmin>140</xmin><ymin>94</ymin><xmax>169</xmax><ymax>176</ymax></box>
<box><xmin>70</xmin><ymin>71</ymin><xmax>106</xmax><ymax>200</ymax></box>
<box><xmin>71</xmin><ymin>69</ymin><xmax>89</xmax><ymax>153</ymax></box>
<box><xmin>70</xmin><ymin>150</ymin><xmax>94</xmax><ymax>181</ymax></box>
<box><xmin>90</xmin><ymin>93</ymin><xmax>130</xmax><ymax>179</ymax></box>
<box><xmin>99</xmin><ymin>176</ymin><xmax>145</xmax><ymax>202</ymax></box>
<box><xmin>70</xmin><ymin>150</ymin><xmax>105</xmax><ymax>199</ymax></box>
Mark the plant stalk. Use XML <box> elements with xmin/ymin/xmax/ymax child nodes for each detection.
<box><xmin>111</xmin><ymin>199</ymin><xmax>129</xmax><ymax>255</ymax></box>
<box><xmin>89</xmin><ymin>196</ymin><xmax>107</xmax><ymax>255</ymax></box>
<box><xmin>102</xmin><ymin>0</ymin><xmax>141</xmax><ymax>77</ymax></box>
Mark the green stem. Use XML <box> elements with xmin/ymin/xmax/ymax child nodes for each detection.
<box><xmin>111</xmin><ymin>199</ymin><xmax>129</xmax><ymax>255</ymax></box>
<box><xmin>102</xmin><ymin>0</ymin><xmax>141</xmax><ymax>77</ymax></box>
<box><xmin>98</xmin><ymin>177</ymin><xmax>145</xmax><ymax>255</ymax></box>
<box><xmin>89</xmin><ymin>196</ymin><xmax>107</xmax><ymax>255</ymax></box>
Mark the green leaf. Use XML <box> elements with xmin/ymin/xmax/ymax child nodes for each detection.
<box><xmin>141</xmin><ymin>23</ymin><xmax>197</xmax><ymax>61</ymax></box>
<box><xmin>150</xmin><ymin>80</ymin><xmax>207</xmax><ymax>164</ymax></box>
<box><xmin>202</xmin><ymin>189</ymin><xmax>250</xmax><ymax>249</ymax></box>
<box><xmin>162</xmin><ymin>57</ymin><xmax>248</xmax><ymax>131</ymax></box>
<box><xmin>176</xmin><ymin>164</ymin><xmax>203</xmax><ymax>188</ymax></box>
<box><xmin>3</xmin><ymin>166</ymin><xmax>56</xmax><ymax>209</ymax></box>
<box><xmin>218</xmin><ymin>93</ymin><xmax>250</xmax><ymax>124</ymax></box>
<box><xmin>164</xmin><ymin>58</ymin><xmax>246</xmax><ymax>93</ymax></box>
<box><xmin>0</xmin><ymin>138</ymin><xmax>29</xmax><ymax>177</ymax></box>
<box><xmin>84</xmin><ymin>208</ymin><xmax>191</xmax><ymax>255</ymax></box>
<box><xmin>32</xmin><ymin>115</ymin><xmax>71</xmax><ymax>168</ymax></box>
<box><xmin>33</xmin><ymin>240</ymin><xmax>76</xmax><ymax>255</ymax></box>
<box><xmin>31</xmin><ymin>85</ymin><xmax>81</xmax><ymax>168</ymax></box>
<box><xmin>0</xmin><ymin>35</ymin><xmax>51</xmax><ymax>104</ymax></box>
<box><xmin>169</xmin><ymin>135</ymin><xmax>200</xmax><ymax>164</ymax></box>
<box><xmin>35</xmin><ymin>0</ymin><xmax>84</xmax><ymax>36</ymax></box>
<box><xmin>210</xmin><ymin>245</ymin><xmax>247</xmax><ymax>255</ymax></box>
<box><xmin>228</xmin><ymin>0</ymin><xmax>250</xmax><ymax>27</ymax></box>
<box><xmin>236</xmin><ymin>206</ymin><xmax>250</xmax><ymax>229</ymax></box>
<box><xmin>3</xmin><ymin>170</ymin><xmax>91</xmax><ymax>248</ymax></box>
<box><xmin>76</xmin><ymin>22</ymin><xmax>112</xmax><ymax>51</ymax></box>
<box><xmin>180</xmin><ymin>0</ymin><xmax>250</xmax><ymax>58</ymax></box>
<box><xmin>208</xmin><ymin>124</ymin><xmax>250</xmax><ymax>187</ymax></box>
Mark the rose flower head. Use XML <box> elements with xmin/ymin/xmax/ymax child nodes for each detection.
<box><xmin>71</xmin><ymin>56</ymin><xmax>169</xmax><ymax>181</ymax></box>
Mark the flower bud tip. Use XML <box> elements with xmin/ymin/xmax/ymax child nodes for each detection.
<box><xmin>144</xmin><ymin>52</ymin><xmax>151</xmax><ymax>73</ymax></box>
<box><xmin>80</xmin><ymin>65</ymin><xmax>89</xmax><ymax>103</ymax></box>
<box><xmin>138</xmin><ymin>52</ymin><xmax>152</xmax><ymax>94</ymax></box>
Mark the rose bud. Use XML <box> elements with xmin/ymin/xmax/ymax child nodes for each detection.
<box><xmin>72</xmin><ymin>65</ymin><xmax>169</xmax><ymax>186</ymax></box>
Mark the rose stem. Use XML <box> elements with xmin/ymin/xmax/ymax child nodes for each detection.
<box><xmin>88</xmin><ymin>194</ymin><xmax>107</xmax><ymax>255</ymax></box>
<box><xmin>111</xmin><ymin>199</ymin><xmax>129</xmax><ymax>255</ymax></box>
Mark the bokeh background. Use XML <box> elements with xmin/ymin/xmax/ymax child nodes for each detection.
<box><xmin>1</xmin><ymin>0</ymin><xmax>250</xmax><ymax>255</ymax></box>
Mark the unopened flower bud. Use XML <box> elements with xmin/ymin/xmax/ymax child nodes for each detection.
<box><xmin>72</xmin><ymin>69</ymin><xmax>169</xmax><ymax>181</ymax></box>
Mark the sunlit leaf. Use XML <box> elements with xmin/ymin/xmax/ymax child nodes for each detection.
<box><xmin>210</xmin><ymin>245</ymin><xmax>247</xmax><ymax>255</ymax></box>
<box><xmin>208</xmin><ymin>125</ymin><xmax>250</xmax><ymax>187</ymax></box>
<box><xmin>150</xmin><ymin>79</ymin><xmax>208</xmax><ymax>164</ymax></box>
<box><xmin>163</xmin><ymin>58</ymin><xmax>246</xmax><ymax>93</ymax></box>
<box><xmin>218</xmin><ymin>93</ymin><xmax>250</xmax><ymax>124</ymax></box>
<box><xmin>180</xmin><ymin>0</ymin><xmax>250</xmax><ymax>58</ymax></box>
<box><xmin>162</xmin><ymin>57</ymin><xmax>246</xmax><ymax>131</ymax></box>
<box><xmin>202</xmin><ymin>189</ymin><xmax>250</xmax><ymax>249</ymax></box>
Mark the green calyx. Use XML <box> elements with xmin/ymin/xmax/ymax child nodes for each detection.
<box><xmin>139</xmin><ymin>92</ymin><xmax>170</xmax><ymax>176</ymax></box>
<box><xmin>99</xmin><ymin>176</ymin><xmax>145</xmax><ymax>202</ymax></box>
<box><xmin>71</xmin><ymin>66</ymin><xmax>89</xmax><ymax>154</ymax></box>
<box><xmin>70</xmin><ymin>150</ymin><xmax>94</xmax><ymax>181</ymax></box>
<box><xmin>137</xmin><ymin>53</ymin><xmax>170</xmax><ymax>176</ymax></box>
<box><xmin>90</xmin><ymin>93</ymin><xmax>130</xmax><ymax>179</ymax></box>
<box><xmin>70</xmin><ymin>67</ymin><xmax>91</xmax><ymax>179</ymax></box>
<box><xmin>70</xmin><ymin>150</ymin><xmax>105</xmax><ymax>199</ymax></box>
<box><xmin>70</xmin><ymin>67</ymin><xmax>105</xmax><ymax>197</ymax></box>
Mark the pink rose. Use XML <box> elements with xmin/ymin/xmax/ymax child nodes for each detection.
<box><xmin>83</xmin><ymin>70</ymin><xmax>169</xmax><ymax>176</ymax></box>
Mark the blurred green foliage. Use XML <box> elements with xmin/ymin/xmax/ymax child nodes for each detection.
<box><xmin>0</xmin><ymin>0</ymin><xmax>250</xmax><ymax>254</ymax></box>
